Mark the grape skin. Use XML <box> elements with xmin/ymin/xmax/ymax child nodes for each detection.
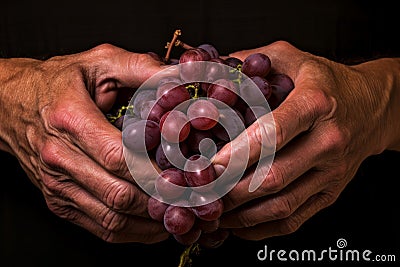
<box><xmin>191</xmin><ymin>198</ymin><xmax>224</xmax><ymax>221</ymax></box>
<box><xmin>164</xmin><ymin>205</ymin><xmax>196</xmax><ymax>235</ymax></box>
<box><xmin>147</xmin><ymin>196</ymin><xmax>168</xmax><ymax>222</ymax></box>
<box><xmin>156</xmin><ymin>82</ymin><xmax>190</xmax><ymax>111</ymax></box>
<box><xmin>155</xmin><ymin>168</ymin><xmax>187</xmax><ymax>200</ymax></box>
<box><xmin>207</xmin><ymin>78</ymin><xmax>238</xmax><ymax>107</ymax></box>
<box><xmin>155</xmin><ymin>141</ymin><xmax>189</xmax><ymax>170</ymax></box>
<box><xmin>187</xmin><ymin>99</ymin><xmax>219</xmax><ymax>131</ymax></box>
<box><xmin>198</xmin><ymin>43</ymin><xmax>219</xmax><ymax>59</ymax></box>
<box><xmin>173</xmin><ymin>227</ymin><xmax>202</xmax><ymax>246</ymax></box>
<box><xmin>160</xmin><ymin>110</ymin><xmax>191</xmax><ymax>143</ymax></box>
<box><xmin>122</xmin><ymin>119</ymin><xmax>160</xmax><ymax>152</ymax></box>
<box><xmin>241</xmin><ymin>52</ymin><xmax>271</xmax><ymax>78</ymax></box>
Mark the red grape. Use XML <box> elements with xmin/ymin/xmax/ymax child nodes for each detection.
<box><xmin>267</xmin><ymin>73</ymin><xmax>295</xmax><ymax>110</ymax></box>
<box><xmin>184</xmin><ymin>154</ymin><xmax>217</xmax><ymax>190</ymax></box>
<box><xmin>179</xmin><ymin>48</ymin><xmax>211</xmax><ymax>82</ymax></box>
<box><xmin>267</xmin><ymin>72</ymin><xmax>295</xmax><ymax>92</ymax></box>
<box><xmin>239</xmin><ymin>76</ymin><xmax>272</xmax><ymax>106</ymax></box>
<box><xmin>198</xmin><ymin>43</ymin><xmax>219</xmax><ymax>59</ymax></box>
<box><xmin>224</xmin><ymin>56</ymin><xmax>242</xmax><ymax>69</ymax></box>
<box><xmin>204</xmin><ymin>59</ymin><xmax>227</xmax><ymax>83</ymax></box>
<box><xmin>156</xmin><ymin>81</ymin><xmax>190</xmax><ymax>111</ymax></box>
<box><xmin>207</xmin><ymin>78</ymin><xmax>238</xmax><ymax>107</ymax></box>
<box><xmin>122</xmin><ymin>119</ymin><xmax>160</xmax><ymax>152</ymax></box>
<box><xmin>173</xmin><ymin>227</ymin><xmax>202</xmax><ymax>245</ymax></box>
<box><xmin>155</xmin><ymin>168</ymin><xmax>187</xmax><ymax>200</ymax></box>
<box><xmin>241</xmin><ymin>52</ymin><xmax>271</xmax><ymax>78</ymax></box>
<box><xmin>244</xmin><ymin>105</ymin><xmax>269</xmax><ymax>126</ymax></box>
<box><xmin>187</xmin><ymin>99</ymin><xmax>219</xmax><ymax>130</ymax></box>
<box><xmin>159</xmin><ymin>110</ymin><xmax>191</xmax><ymax>143</ymax></box>
<box><xmin>139</xmin><ymin>99</ymin><xmax>166</xmax><ymax>123</ymax></box>
<box><xmin>155</xmin><ymin>141</ymin><xmax>189</xmax><ymax>170</ymax></box>
<box><xmin>190</xmin><ymin>191</ymin><xmax>224</xmax><ymax>221</ymax></box>
<box><xmin>164</xmin><ymin>205</ymin><xmax>196</xmax><ymax>235</ymax></box>
<box><xmin>147</xmin><ymin>196</ymin><xmax>169</xmax><ymax>222</ymax></box>
<box><xmin>133</xmin><ymin>89</ymin><xmax>156</xmax><ymax>116</ymax></box>
<box><xmin>211</xmin><ymin>108</ymin><xmax>245</xmax><ymax>142</ymax></box>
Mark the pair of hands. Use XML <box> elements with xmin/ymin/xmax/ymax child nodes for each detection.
<box><xmin>1</xmin><ymin>42</ymin><xmax>399</xmax><ymax>243</ymax></box>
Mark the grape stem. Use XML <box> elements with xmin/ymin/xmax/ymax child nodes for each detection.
<box><xmin>106</xmin><ymin>105</ymin><xmax>133</xmax><ymax>123</ymax></box>
<box><xmin>164</xmin><ymin>29</ymin><xmax>194</xmax><ymax>63</ymax></box>
<box><xmin>230</xmin><ymin>64</ymin><xmax>243</xmax><ymax>85</ymax></box>
<box><xmin>178</xmin><ymin>243</ymin><xmax>201</xmax><ymax>267</ymax></box>
<box><xmin>175</xmin><ymin>39</ymin><xmax>194</xmax><ymax>50</ymax></box>
<box><xmin>164</xmin><ymin>29</ymin><xmax>182</xmax><ymax>63</ymax></box>
<box><xmin>185</xmin><ymin>83</ymin><xmax>201</xmax><ymax>99</ymax></box>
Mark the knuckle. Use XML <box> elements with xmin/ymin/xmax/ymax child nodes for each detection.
<box><xmin>278</xmin><ymin>214</ymin><xmax>303</xmax><ymax>235</ymax></box>
<box><xmin>40</xmin><ymin>141</ymin><xmax>64</xmax><ymax>170</ymax></box>
<box><xmin>318</xmin><ymin>191</ymin><xmax>339</xmax><ymax>207</ymax></box>
<box><xmin>260</xmin><ymin>164</ymin><xmax>285</xmax><ymax>194</ymax></box>
<box><xmin>320</xmin><ymin>127</ymin><xmax>349</xmax><ymax>157</ymax></box>
<box><xmin>41</xmin><ymin>175</ymin><xmax>60</xmax><ymax>194</ymax></box>
<box><xmin>41</xmin><ymin>173</ymin><xmax>73</xmax><ymax>199</ymax></box>
<box><xmin>101</xmin><ymin>141</ymin><xmax>126</xmax><ymax>175</ymax></box>
<box><xmin>307</xmin><ymin>88</ymin><xmax>334</xmax><ymax>116</ymax></box>
<box><xmin>272</xmin><ymin>40</ymin><xmax>293</xmax><ymax>50</ymax></box>
<box><xmin>101</xmin><ymin>209</ymin><xmax>128</xmax><ymax>232</ymax></box>
<box><xmin>270</xmin><ymin>195</ymin><xmax>294</xmax><ymax>219</ymax></box>
<box><xmin>89</xmin><ymin>43</ymin><xmax>117</xmax><ymax>56</ymax></box>
<box><xmin>101</xmin><ymin>231</ymin><xmax>119</xmax><ymax>243</ymax></box>
<box><xmin>222</xmin><ymin>193</ymin><xmax>239</xmax><ymax>211</ymax></box>
<box><xmin>256</xmin><ymin>113</ymin><xmax>276</xmax><ymax>155</ymax></box>
<box><xmin>330</xmin><ymin>164</ymin><xmax>349</xmax><ymax>184</ymax></box>
<box><xmin>103</xmin><ymin>181</ymin><xmax>136</xmax><ymax>212</ymax></box>
<box><xmin>297</xmin><ymin>89</ymin><xmax>333</xmax><ymax>126</ymax></box>
<box><xmin>47</xmin><ymin>102</ymin><xmax>87</xmax><ymax>137</ymax></box>
<box><xmin>237</xmin><ymin>211</ymin><xmax>257</xmax><ymax>228</ymax></box>
<box><xmin>46</xmin><ymin>199</ymin><xmax>79</xmax><ymax>222</ymax></box>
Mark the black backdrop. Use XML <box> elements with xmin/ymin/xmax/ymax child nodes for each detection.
<box><xmin>1</xmin><ymin>1</ymin><xmax>399</xmax><ymax>266</ymax></box>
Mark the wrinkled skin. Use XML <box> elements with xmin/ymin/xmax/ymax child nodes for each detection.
<box><xmin>0</xmin><ymin>44</ymin><xmax>169</xmax><ymax>243</ymax></box>
<box><xmin>214</xmin><ymin>41</ymin><xmax>400</xmax><ymax>240</ymax></box>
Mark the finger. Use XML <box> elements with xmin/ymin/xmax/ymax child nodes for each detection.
<box><xmin>41</xmin><ymin>176</ymin><xmax>169</xmax><ymax>243</ymax></box>
<box><xmin>46</xmin><ymin>197</ymin><xmax>169</xmax><ymax>243</ymax></box>
<box><xmin>78</xmin><ymin>44</ymin><xmax>170</xmax><ymax>112</ymax></box>
<box><xmin>220</xmin><ymin>168</ymin><xmax>328</xmax><ymax>228</ymax></box>
<box><xmin>229</xmin><ymin>191</ymin><xmax>335</xmax><ymax>241</ymax></box>
<box><xmin>221</xmin><ymin>125</ymin><xmax>332</xmax><ymax>211</ymax></box>
<box><xmin>39</xmin><ymin>137</ymin><xmax>153</xmax><ymax>215</ymax></box>
<box><xmin>82</xmin><ymin>44</ymin><xmax>165</xmax><ymax>89</ymax></box>
<box><xmin>43</xmin><ymin>85</ymin><xmax>134</xmax><ymax>180</ymax></box>
<box><xmin>213</xmin><ymin>87</ymin><xmax>334</xmax><ymax>175</ymax></box>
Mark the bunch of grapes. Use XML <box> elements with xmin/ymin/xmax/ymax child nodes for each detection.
<box><xmin>107</xmin><ymin>30</ymin><xmax>294</xmax><ymax>265</ymax></box>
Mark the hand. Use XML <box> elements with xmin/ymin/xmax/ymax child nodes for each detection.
<box><xmin>0</xmin><ymin>44</ymin><xmax>169</xmax><ymax>243</ymax></box>
<box><xmin>213</xmin><ymin>41</ymin><xmax>400</xmax><ymax>240</ymax></box>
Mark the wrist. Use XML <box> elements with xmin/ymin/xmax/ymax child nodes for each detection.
<box><xmin>353</xmin><ymin>58</ymin><xmax>400</xmax><ymax>152</ymax></box>
<box><xmin>0</xmin><ymin>58</ymin><xmax>41</xmax><ymax>154</ymax></box>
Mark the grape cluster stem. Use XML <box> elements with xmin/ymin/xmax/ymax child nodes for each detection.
<box><xmin>106</xmin><ymin>105</ymin><xmax>133</xmax><ymax>123</ymax></box>
<box><xmin>164</xmin><ymin>29</ymin><xmax>194</xmax><ymax>63</ymax></box>
<box><xmin>178</xmin><ymin>243</ymin><xmax>201</xmax><ymax>267</ymax></box>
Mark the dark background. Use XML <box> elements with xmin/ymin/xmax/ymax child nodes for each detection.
<box><xmin>1</xmin><ymin>0</ymin><xmax>399</xmax><ymax>266</ymax></box>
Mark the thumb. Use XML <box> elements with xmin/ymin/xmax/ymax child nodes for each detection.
<box><xmin>81</xmin><ymin>44</ymin><xmax>167</xmax><ymax>112</ymax></box>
